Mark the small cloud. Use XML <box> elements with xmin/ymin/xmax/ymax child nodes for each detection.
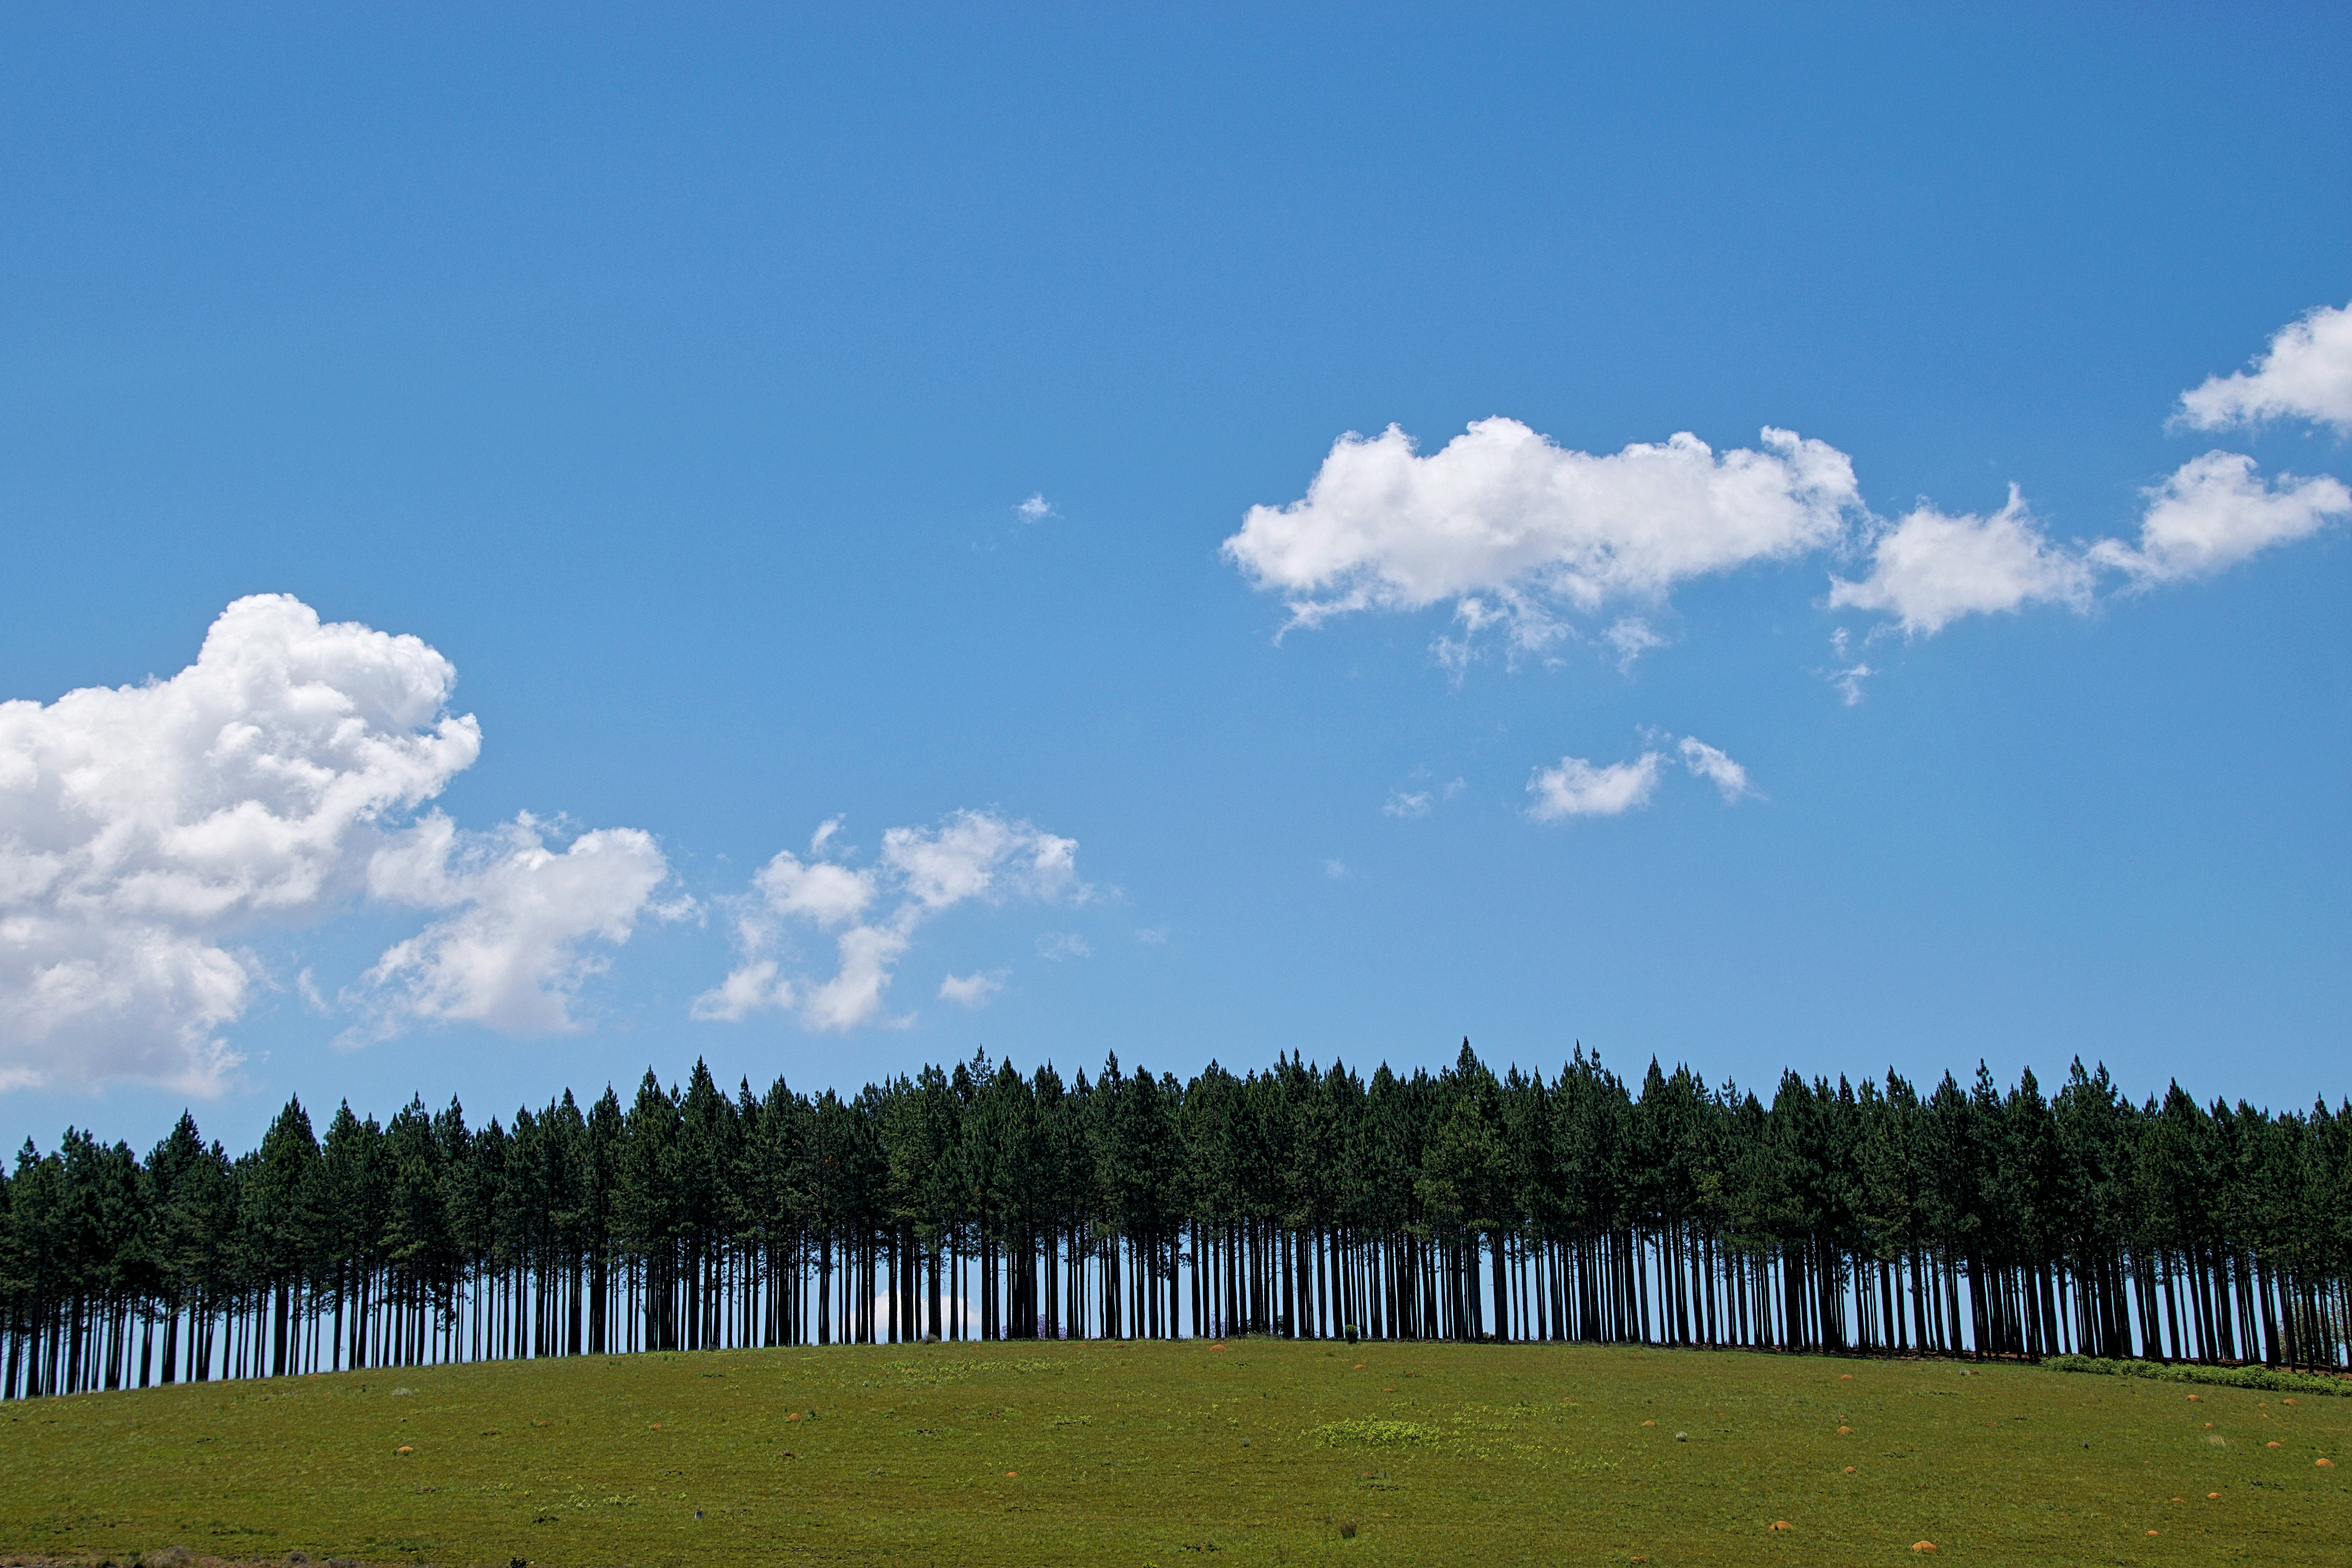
<box><xmin>1017</xmin><ymin>493</ymin><xmax>1056</xmax><ymax>523</ymax></box>
<box><xmin>2176</xmin><ymin>299</ymin><xmax>2352</xmax><ymax>434</ymax></box>
<box><xmin>1823</xmin><ymin>628</ymin><xmax>1875</xmax><ymax>706</ymax></box>
<box><xmin>1827</xmin><ymin>486</ymin><xmax>2092</xmax><ymax>636</ymax></box>
<box><xmin>810</xmin><ymin>817</ymin><xmax>844</xmax><ymax>855</ymax></box>
<box><xmin>938</xmin><ymin>969</ymin><xmax>1006</xmax><ymax>1008</ymax></box>
<box><xmin>1678</xmin><ymin>737</ymin><xmax>1757</xmax><ymax>802</ymax></box>
<box><xmin>2089</xmin><ymin>452</ymin><xmax>2349</xmax><ymax>584</ymax></box>
<box><xmin>1134</xmin><ymin>926</ymin><xmax>1170</xmax><ymax>946</ymax></box>
<box><xmin>1829</xmin><ymin>662</ymin><xmax>1875</xmax><ymax>705</ymax></box>
<box><xmin>1323</xmin><ymin>858</ymin><xmax>1350</xmax><ymax>879</ymax></box>
<box><xmin>1816</xmin><ymin>630</ymin><xmax>1872</xmax><ymax>705</ymax></box>
<box><xmin>1036</xmin><ymin>931</ymin><xmax>1092</xmax><ymax>962</ymax></box>
<box><xmin>1385</xmin><ymin>773</ymin><xmax>1466</xmax><ymax>818</ymax></box>
<box><xmin>296</xmin><ymin>969</ymin><xmax>328</xmax><ymax>1014</ymax></box>
<box><xmin>1603</xmin><ymin>616</ymin><xmax>1669</xmax><ymax>671</ymax></box>
<box><xmin>1383</xmin><ymin>790</ymin><xmax>1433</xmax><ymax>819</ymax></box>
<box><xmin>1526</xmin><ymin>753</ymin><xmax>1665</xmax><ymax>821</ymax></box>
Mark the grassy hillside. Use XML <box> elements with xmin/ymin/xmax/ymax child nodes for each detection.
<box><xmin>2</xmin><ymin>1339</ymin><xmax>2344</xmax><ymax>1566</ymax></box>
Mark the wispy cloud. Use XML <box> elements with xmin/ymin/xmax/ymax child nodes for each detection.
<box><xmin>1383</xmin><ymin>789</ymin><xmax>1433</xmax><ymax>819</ymax></box>
<box><xmin>695</xmin><ymin>809</ymin><xmax>1085</xmax><ymax>1031</ymax></box>
<box><xmin>1824</xmin><ymin>628</ymin><xmax>1875</xmax><ymax>706</ymax></box>
<box><xmin>1678</xmin><ymin>737</ymin><xmax>1757</xmax><ymax>802</ymax></box>
<box><xmin>1035</xmin><ymin>931</ymin><xmax>1091</xmax><ymax>962</ymax></box>
<box><xmin>938</xmin><ymin>969</ymin><xmax>1006</xmax><ymax>1007</ymax></box>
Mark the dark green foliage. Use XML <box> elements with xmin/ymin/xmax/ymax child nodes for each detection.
<box><xmin>2047</xmin><ymin>1354</ymin><xmax>2351</xmax><ymax>1396</ymax></box>
<box><xmin>3</xmin><ymin>1044</ymin><xmax>2347</xmax><ymax>1397</ymax></box>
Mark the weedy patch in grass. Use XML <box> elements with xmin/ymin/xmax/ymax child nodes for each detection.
<box><xmin>1313</xmin><ymin>1418</ymin><xmax>1438</xmax><ymax>1449</ymax></box>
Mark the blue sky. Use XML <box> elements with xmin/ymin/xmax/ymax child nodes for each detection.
<box><xmin>4</xmin><ymin>4</ymin><xmax>2348</xmax><ymax>1154</ymax></box>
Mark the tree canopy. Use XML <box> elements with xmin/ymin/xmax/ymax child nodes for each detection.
<box><xmin>5</xmin><ymin>1044</ymin><xmax>2346</xmax><ymax>1399</ymax></box>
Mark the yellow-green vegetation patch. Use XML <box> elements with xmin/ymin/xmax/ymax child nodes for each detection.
<box><xmin>1313</xmin><ymin>1418</ymin><xmax>1439</xmax><ymax>1448</ymax></box>
<box><xmin>0</xmin><ymin>1340</ymin><xmax>2346</xmax><ymax>1566</ymax></box>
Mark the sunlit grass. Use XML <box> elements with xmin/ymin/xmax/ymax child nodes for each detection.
<box><xmin>2</xmin><ymin>1339</ymin><xmax>2345</xmax><ymax>1566</ymax></box>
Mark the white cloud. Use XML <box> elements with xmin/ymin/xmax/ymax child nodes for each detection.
<box><xmin>1527</xmin><ymin>752</ymin><xmax>1665</xmax><ymax>820</ymax></box>
<box><xmin>355</xmin><ymin>814</ymin><xmax>680</xmax><ymax>1037</ymax></box>
<box><xmin>883</xmin><ymin>810</ymin><xmax>1081</xmax><ymax>911</ymax></box>
<box><xmin>690</xmin><ymin>956</ymin><xmax>791</xmax><ymax>1024</ymax></box>
<box><xmin>1223</xmin><ymin>421</ymin><xmax>1861</xmax><ymax>650</ymax></box>
<box><xmin>2089</xmin><ymin>452</ymin><xmax>2350</xmax><ymax>584</ymax></box>
<box><xmin>1826</xmin><ymin>487</ymin><xmax>2092</xmax><ymax>636</ymax></box>
<box><xmin>804</xmin><ymin>922</ymin><xmax>913</xmax><ymax>1031</ymax></box>
<box><xmin>1527</xmin><ymin>736</ymin><xmax>1751</xmax><ymax>820</ymax></box>
<box><xmin>1824</xmin><ymin>629</ymin><xmax>1875</xmax><ymax>706</ymax></box>
<box><xmin>1323</xmin><ymin>858</ymin><xmax>1350</xmax><ymax>879</ymax></box>
<box><xmin>1603</xmin><ymin>616</ymin><xmax>1670</xmax><ymax>670</ymax></box>
<box><xmin>1017</xmin><ymin>493</ymin><xmax>1056</xmax><ymax>523</ymax></box>
<box><xmin>1383</xmin><ymin>789</ymin><xmax>1433</xmax><ymax>819</ymax></box>
<box><xmin>939</xmin><ymin>969</ymin><xmax>1006</xmax><ymax>1007</ymax></box>
<box><xmin>1678</xmin><ymin>737</ymin><xmax>1755</xmax><ymax>802</ymax></box>
<box><xmin>695</xmin><ymin>809</ymin><xmax>1084</xmax><ymax>1032</ymax></box>
<box><xmin>1134</xmin><ymin>926</ymin><xmax>1169</xmax><ymax>945</ymax></box>
<box><xmin>0</xmin><ymin>594</ymin><xmax>682</xmax><ymax>1092</ymax></box>
<box><xmin>2177</xmin><ymin>301</ymin><xmax>2352</xmax><ymax>434</ymax></box>
<box><xmin>0</xmin><ymin>594</ymin><xmax>485</xmax><ymax>1093</ymax></box>
<box><xmin>1384</xmin><ymin>774</ymin><xmax>1466</xmax><ymax>818</ymax></box>
<box><xmin>753</xmin><ymin>850</ymin><xmax>875</xmax><ymax>927</ymax></box>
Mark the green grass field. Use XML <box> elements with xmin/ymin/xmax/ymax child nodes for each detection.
<box><xmin>2</xmin><ymin>1339</ymin><xmax>2344</xmax><ymax>1566</ymax></box>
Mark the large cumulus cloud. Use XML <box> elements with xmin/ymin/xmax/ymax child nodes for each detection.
<box><xmin>1223</xmin><ymin>420</ymin><xmax>1860</xmax><ymax>657</ymax></box>
<box><xmin>0</xmin><ymin>595</ymin><xmax>676</xmax><ymax>1094</ymax></box>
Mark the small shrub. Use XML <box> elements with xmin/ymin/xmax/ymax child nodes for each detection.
<box><xmin>1338</xmin><ymin>1520</ymin><xmax>1357</xmax><ymax>1540</ymax></box>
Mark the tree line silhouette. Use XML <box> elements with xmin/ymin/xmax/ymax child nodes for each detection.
<box><xmin>4</xmin><ymin>1042</ymin><xmax>2347</xmax><ymax>1399</ymax></box>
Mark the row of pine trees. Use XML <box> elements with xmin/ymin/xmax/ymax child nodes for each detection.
<box><xmin>5</xmin><ymin>1044</ymin><xmax>2348</xmax><ymax>1400</ymax></box>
